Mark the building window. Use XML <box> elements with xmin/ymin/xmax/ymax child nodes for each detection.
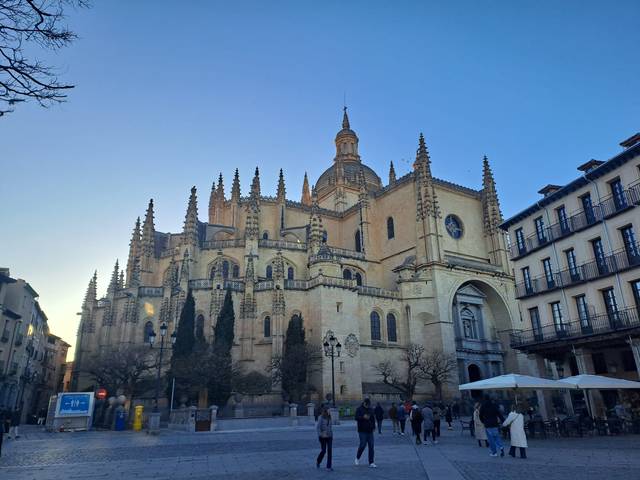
<box><xmin>386</xmin><ymin>313</ymin><xmax>397</xmax><ymax>342</ymax></box>
<box><xmin>460</xmin><ymin>308</ymin><xmax>478</xmax><ymax>339</ymax></box>
<box><xmin>264</xmin><ymin>316</ymin><xmax>271</xmax><ymax>338</ymax></box>
<box><xmin>542</xmin><ymin>258</ymin><xmax>555</xmax><ymax>289</ymax></box>
<box><xmin>266</xmin><ymin>265</ymin><xmax>273</xmax><ymax>279</ymax></box>
<box><xmin>232</xmin><ymin>264</ymin><xmax>240</xmax><ymax>278</ymax></box>
<box><xmin>529</xmin><ymin>307</ymin><xmax>542</xmax><ymax>341</ymax></box>
<box><xmin>342</xmin><ymin>269</ymin><xmax>352</xmax><ymax>280</ymax></box>
<box><xmin>602</xmin><ymin>288</ymin><xmax>620</xmax><ymax>326</ymax></box>
<box><xmin>262</xmin><ymin>231</ymin><xmax>269</xmax><ymax>240</ymax></box>
<box><xmin>610</xmin><ymin>178</ymin><xmax>627</xmax><ymax>210</ymax></box>
<box><xmin>581</xmin><ymin>193</ymin><xmax>596</xmax><ymax>224</ymax></box>
<box><xmin>339</xmin><ymin>361</ymin><xmax>345</xmax><ymax>373</ymax></box>
<box><xmin>336</xmin><ymin>302</ymin><xmax>342</xmax><ymax>313</ymax></box>
<box><xmin>620</xmin><ymin>225</ymin><xmax>640</xmax><ymax>265</ymax></box>
<box><xmin>522</xmin><ymin>267</ymin><xmax>533</xmax><ymax>294</ymax></box>
<box><xmin>534</xmin><ymin>216</ymin><xmax>547</xmax><ymax>244</ymax></box>
<box><xmin>565</xmin><ymin>248</ymin><xmax>580</xmax><ymax>281</ymax></box>
<box><xmin>387</xmin><ymin>217</ymin><xmax>395</xmax><ymax>239</ymax></box>
<box><xmin>631</xmin><ymin>280</ymin><xmax>640</xmax><ymax>317</ymax></box>
<box><xmin>144</xmin><ymin>321</ymin><xmax>154</xmax><ymax>343</ymax></box>
<box><xmin>370</xmin><ymin>311</ymin><xmax>381</xmax><ymax>341</ymax></box>
<box><xmin>222</xmin><ymin>260</ymin><xmax>230</xmax><ymax>279</ymax></box>
<box><xmin>556</xmin><ymin>205</ymin><xmax>570</xmax><ymax>234</ymax></box>
<box><xmin>550</xmin><ymin>302</ymin><xmax>565</xmax><ymax>333</ymax></box>
<box><xmin>287</xmin><ymin>266</ymin><xmax>294</xmax><ymax>280</ymax></box>
<box><xmin>575</xmin><ymin>295</ymin><xmax>591</xmax><ymax>330</ymax></box>
<box><xmin>355</xmin><ymin>230</ymin><xmax>362</xmax><ymax>252</ymax></box>
<box><xmin>515</xmin><ymin>228</ymin><xmax>526</xmax><ymax>254</ymax></box>
<box><xmin>355</xmin><ymin>272</ymin><xmax>363</xmax><ymax>286</ymax></box>
<box><xmin>591</xmin><ymin>237</ymin><xmax>608</xmax><ymax>274</ymax></box>
<box><xmin>592</xmin><ymin>352</ymin><xmax>608</xmax><ymax>374</ymax></box>
<box><xmin>445</xmin><ymin>215</ymin><xmax>464</xmax><ymax>239</ymax></box>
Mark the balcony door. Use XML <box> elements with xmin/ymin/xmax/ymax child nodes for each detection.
<box><xmin>602</xmin><ymin>288</ymin><xmax>622</xmax><ymax>329</ymax></box>
<box><xmin>575</xmin><ymin>295</ymin><xmax>592</xmax><ymax>333</ymax></box>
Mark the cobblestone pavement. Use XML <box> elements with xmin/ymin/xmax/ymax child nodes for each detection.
<box><xmin>1</xmin><ymin>423</ymin><xmax>639</xmax><ymax>479</ymax></box>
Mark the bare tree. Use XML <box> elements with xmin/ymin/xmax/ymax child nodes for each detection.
<box><xmin>374</xmin><ymin>343</ymin><xmax>426</xmax><ymax>400</ymax></box>
<box><xmin>419</xmin><ymin>350</ymin><xmax>457</xmax><ymax>400</ymax></box>
<box><xmin>82</xmin><ymin>344</ymin><xmax>161</xmax><ymax>400</ymax></box>
<box><xmin>0</xmin><ymin>0</ymin><xmax>87</xmax><ymax>116</ymax></box>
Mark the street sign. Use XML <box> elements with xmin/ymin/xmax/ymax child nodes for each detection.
<box><xmin>57</xmin><ymin>393</ymin><xmax>93</xmax><ymax>416</ymax></box>
<box><xmin>96</xmin><ymin>388</ymin><xmax>108</xmax><ymax>400</ymax></box>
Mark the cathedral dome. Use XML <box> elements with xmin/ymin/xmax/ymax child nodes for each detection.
<box><xmin>316</xmin><ymin>161</ymin><xmax>382</xmax><ymax>193</ymax></box>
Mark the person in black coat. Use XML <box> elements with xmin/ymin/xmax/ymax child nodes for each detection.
<box><xmin>355</xmin><ymin>398</ymin><xmax>377</xmax><ymax>467</ymax></box>
<box><xmin>479</xmin><ymin>396</ymin><xmax>505</xmax><ymax>457</ymax></box>
<box><xmin>374</xmin><ymin>402</ymin><xmax>384</xmax><ymax>434</ymax></box>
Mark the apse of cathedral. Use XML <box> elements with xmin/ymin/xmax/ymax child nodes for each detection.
<box><xmin>74</xmin><ymin>109</ymin><xmax>525</xmax><ymax>400</ymax></box>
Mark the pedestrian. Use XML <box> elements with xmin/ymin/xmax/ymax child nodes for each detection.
<box><xmin>374</xmin><ymin>402</ymin><xmax>384</xmax><ymax>434</ymax></box>
<box><xmin>316</xmin><ymin>407</ymin><xmax>333</xmax><ymax>470</ymax></box>
<box><xmin>37</xmin><ymin>407</ymin><xmax>47</xmax><ymax>426</ymax></box>
<box><xmin>396</xmin><ymin>402</ymin><xmax>406</xmax><ymax>435</ymax></box>
<box><xmin>503</xmin><ymin>406</ymin><xmax>527</xmax><ymax>459</ymax></box>
<box><xmin>479</xmin><ymin>396</ymin><xmax>505</xmax><ymax>457</ymax></box>
<box><xmin>389</xmin><ymin>403</ymin><xmax>399</xmax><ymax>434</ymax></box>
<box><xmin>421</xmin><ymin>402</ymin><xmax>436</xmax><ymax>445</ymax></box>
<box><xmin>473</xmin><ymin>402</ymin><xmax>488</xmax><ymax>447</ymax></box>
<box><xmin>452</xmin><ymin>401</ymin><xmax>460</xmax><ymax>420</ymax></box>
<box><xmin>409</xmin><ymin>402</ymin><xmax>423</xmax><ymax>445</ymax></box>
<box><xmin>8</xmin><ymin>408</ymin><xmax>21</xmax><ymax>439</ymax></box>
<box><xmin>432</xmin><ymin>404</ymin><xmax>441</xmax><ymax>438</ymax></box>
<box><xmin>445</xmin><ymin>404</ymin><xmax>453</xmax><ymax>430</ymax></box>
<box><xmin>354</xmin><ymin>398</ymin><xmax>377</xmax><ymax>468</ymax></box>
<box><xmin>0</xmin><ymin>410</ymin><xmax>5</xmax><ymax>458</ymax></box>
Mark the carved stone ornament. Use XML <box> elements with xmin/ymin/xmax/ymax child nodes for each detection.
<box><xmin>344</xmin><ymin>333</ymin><xmax>359</xmax><ymax>357</ymax></box>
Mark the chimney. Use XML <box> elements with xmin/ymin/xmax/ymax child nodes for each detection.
<box><xmin>577</xmin><ymin>159</ymin><xmax>604</xmax><ymax>174</ymax></box>
<box><xmin>538</xmin><ymin>184</ymin><xmax>562</xmax><ymax>197</ymax></box>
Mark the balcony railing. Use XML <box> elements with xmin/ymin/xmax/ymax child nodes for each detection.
<box><xmin>515</xmin><ymin>244</ymin><xmax>640</xmax><ymax>299</ymax></box>
<box><xmin>187</xmin><ymin>279</ymin><xmax>245</xmax><ymax>292</ymax></box>
<box><xmin>138</xmin><ymin>286</ymin><xmax>165</xmax><ymax>297</ymax></box>
<box><xmin>258</xmin><ymin>239</ymin><xmax>307</xmax><ymax>251</ymax></box>
<box><xmin>201</xmin><ymin>239</ymin><xmax>246</xmax><ymax>250</ymax></box>
<box><xmin>328</xmin><ymin>246</ymin><xmax>365</xmax><ymax>260</ymax></box>
<box><xmin>510</xmin><ymin>307</ymin><xmax>640</xmax><ymax>348</ymax></box>
<box><xmin>509</xmin><ymin>186</ymin><xmax>637</xmax><ymax>260</ymax></box>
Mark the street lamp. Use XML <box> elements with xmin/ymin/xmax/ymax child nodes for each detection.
<box><xmin>323</xmin><ymin>335</ymin><xmax>342</xmax><ymax>408</ymax></box>
<box><xmin>148</xmin><ymin>322</ymin><xmax>177</xmax><ymax>413</ymax></box>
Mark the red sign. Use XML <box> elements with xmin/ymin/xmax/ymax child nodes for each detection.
<box><xmin>96</xmin><ymin>388</ymin><xmax>108</xmax><ymax>400</ymax></box>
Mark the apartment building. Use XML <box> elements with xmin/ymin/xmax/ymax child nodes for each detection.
<box><xmin>500</xmin><ymin>133</ymin><xmax>640</xmax><ymax>415</ymax></box>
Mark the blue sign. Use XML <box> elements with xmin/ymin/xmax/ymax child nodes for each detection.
<box><xmin>58</xmin><ymin>393</ymin><xmax>92</xmax><ymax>416</ymax></box>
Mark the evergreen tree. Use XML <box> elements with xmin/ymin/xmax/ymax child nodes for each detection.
<box><xmin>209</xmin><ymin>289</ymin><xmax>235</xmax><ymax>407</ymax></box>
<box><xmin>281</xmin><ymin>315</ymin><xmax>309</xmax><ymax>401</ymax></box>
<box><xmin>173</xmin><ymin>289</ymin><xmax>196</xmax><ymax>358</ymax></box>
<box><xmin>213</xmin><ymin>290</ymin><xmax>235</xmax><ymax>352</ymax></box>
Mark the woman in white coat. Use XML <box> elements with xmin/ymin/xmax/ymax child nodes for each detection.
<box><xmin>502</xmin><ymin>407</ymin><xmax>527</xmax><ymax>459</ymax></box>
<box><xmin>473</xmin><ymin>402</ymin><xmax>488</xmax><ymax>447</ymax></box>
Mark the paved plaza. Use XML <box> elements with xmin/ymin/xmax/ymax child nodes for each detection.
<box><xmin>1</xmin><ymin>422</ymin><xmax>639</xmax><ymax>480</ymax></box>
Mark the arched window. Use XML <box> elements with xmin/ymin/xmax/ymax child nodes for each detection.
<box><xmin>461</xmin><ymin>308</ymin><xmax>478</xmax><ymax>339</ymax></box>
<box><xmin>370</xmin><ymin>312</ymin><xmax>381</xmax><ymax>341</ymax></box>
<box><xmin>196</xmin><ymin>314</ymin><xmax>205</xmax><ymax>340</ymax></box>
<box><xmin>322</xmin><ymin>230</ymin><xmax>328</xmax><ymax>243</ymax></box>
<box><xmin>222</xmin><ymin>260</ymin><xmax>230</xmax><ymax>279</ymax></box>
<box><xmin>355</xmin><ymin>272</ymin><xmax>363</xmax><ymax>286</ymax></box>
<box><xmin>387</xmin><ymin>217</ymin><xmax>395</xmax><ymax>239</ymax></box>
<box><xmin>264</xmin><ymin>316</ymin><xmax>271</xmax><ymax>338</ymax></box>
<box><xmin>144</xmin><ymin>321</ymin><xmax>154</xmax><ymax>343</ymax></box>
<box><xmin>355</xmin><ymin>230</ymin><xmax>362</xmax><ymax>252</ymax></box>
<box><xmin>343</xmin><ymin>269</ymin><xmax>352</xmax><ymax>280</ymax></box>
<box><xmin>232</xmin><ymin>264</ymin><xmax>240</xmax><ymax>278</ymax></box>
<box><xmin>287</xmin><ymin>266</ymin><xmax>294</xmax><ymax>280</ymax></box>
<box><xmin>209</xmin><ymin>265</ymin><xmax>217</xmax><ymax>280</ymax></box>
<box><xmin>262</xmin><ymin>231</ymin><xmax>269</xmax><ymax>240</ymax></box>
<box><xmin>266</xmin><ymin>265</ymin><xmax>273</xmax><ymax>279</ymax></box>
<box><xmin>387</xmin><ymin>313</ymin><xmax>397</xmax><ymax>342</ymax></box>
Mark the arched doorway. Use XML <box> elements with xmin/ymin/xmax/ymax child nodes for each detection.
<box><xmin>468</xmin><ymin>363</ymin><xmax>482</xmax><ymax>382</ymax></box>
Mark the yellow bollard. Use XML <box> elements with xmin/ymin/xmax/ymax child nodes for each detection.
<box><xmin>133</xmin><ymin>405</ymin><xmax>144</xmax><ymax>431</ymax></box>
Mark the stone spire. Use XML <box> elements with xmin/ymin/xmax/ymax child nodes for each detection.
<box><xmin>482</xmin><ymin>155</ymin><xmax>503</xmax><ymax>234</ymax></box>
<box><xmin>208</xmin><ymin>180</ymin><xmax>217</xmax><ymax>224</ymax></box>
<box><xmin>342</xmin><ymin>106</ymin><xmax>350</xmax><ymax>129</ymax></box>
<box><xmin>209</xmin><ymin>173</ymin><xmax>225</xmax><ymax>224</ymax></box>
<box><xmin>107</xmin><ymin>260</ymin><xmax>119</xmax><ymax>296</ymax></box>
<box><xmin>414</xmin><ymin>133</ymin><xmax>439</xmax><ymax>219</ymax></box>
<box><xmin>217</xmin><ymin>173</ymin><xmax>225</xmax><ymax>201</ymax></box>
<box><xmin>141</xmin><ymin>199</ymin><xmax>156</xmax><ymax>268</ymax></box>
<box><xmin>250</xmin><ymin>167</ymin><xmax>261</xmax><ymax>199</ymax></box>
<box><xmin>231</xmin><ymin>168</ymin><xmax>241</xmax><ymax>202</ymax></box>
<box><xmin>388</xmin><ymin>161</ymin><xmax>396</xmax><ymax>185</ymax></box>
<box><xmin>118</xmin><ymin>270</ymin><xmax>125</xmax><ymax>290</ymax></box>
<box><xmin>126</xmin><ymin>217</ymin><xmax>141</xmax><ymax>287</ymax></box>
<box><xmin>277</xmin><ymin>169</ymin><xmax>286</xmax><ymax>202</ymax></box>
<box><xmin>179</xmin><ymin>248</ymin><xmax>190</xmax><ymax>284</ymax></box>
<box><xmin>182</xmin><ymin>186</ymin><xmax>199</xmax><ymax>247</ymax></box>
<box><xmin>82</xmin><ymin>271</ymin><xmax>97</xmax><ymax>308</ymax></box>
<box><xmin>334</xmin><ymin>106</ymin><xmax>360</xmax><ymax>162</ymax></box>
<box><xmin>301</xmin><ymin>172</ymin><xmax>312</xmax><ymax>206</ymax></box>
<box><xmin>308</xmin><ymin>186</ymin><xmax>323</xmax><ymax>251</ymax></box>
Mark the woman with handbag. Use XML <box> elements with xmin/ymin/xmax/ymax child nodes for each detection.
<box><xmin>316</xmin><ymin>407</ymin><xmax>334</xmax><ymax>470</ymax></box>
<box><xmin>502</xmin><ymin>407</ymin><xmax>528</xmax><ymax>459</ymax></box>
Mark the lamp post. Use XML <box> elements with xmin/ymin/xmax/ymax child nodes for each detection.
<box><xmin>148</xmin><ymin>322</ymin><xmax>177</xmax><ymax>413</ymax></box>
<box><xmin>323</xmin><ymin>335</ymin><xmax>342</xmax><ymax>408</ymax></box>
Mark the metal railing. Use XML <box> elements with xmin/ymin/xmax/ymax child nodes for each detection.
<box><xmin>258</xmin><ymin>239</ymin><xmax>307</xmax><ymax>251</ymax></box>
<box><xmin>515</xmin><ymin>244</ymin><xmax>640</xmax><ymax>299</ymax></box>
<box><xmin>510</xmin><ymin>307</ymin><xmax>640</xmax><ymax>348</ymax></box>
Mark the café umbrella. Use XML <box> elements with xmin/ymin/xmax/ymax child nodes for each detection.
<box><xmin>458</xmin><ymin>374</ymin><xmax>567</xmax><ymax>404</ymax></box>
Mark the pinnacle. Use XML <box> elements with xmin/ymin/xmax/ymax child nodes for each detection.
<box><xmin>342</xmin><ymin>106</ymin><xmax>350</xmax><ymax>130</ymax></box>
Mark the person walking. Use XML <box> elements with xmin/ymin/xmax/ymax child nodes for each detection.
<box><xmin>37</xmin><ymin>407</ymin><xmax>47</xmax><ymax>426</ymax></box>
<box><xmin>479</xmin><ymin>396</ymin><xmax>504</xmax><ymax>457</ymax></box>
<box><xmin>355</xmin><ymin>398</ymin><xmax>377</xmax><ymax>468</ymax></box>
<box><xmin>473</xmin><ymin>402</ymin><xmax>488</xmax><ymax>447</ymax></box>
<box><xmin>389</xmin><ymin>403</ymin><xmax>399</xmax><ymax>434</ymax></box>
<box><xmin>396</xmin><ymin>402</ymin><xmax>406</xmax><ymax>435</ymax></box>
<box><xmin>503</xmin><ymin>407</ymin><xmax>528</xmax><ymax>459</ymax></box>
<box><xmin>374</xmin><ymin>402</ymin><xmax>384</xmax><ymax>434</ymax></box>
<box><xmin>0</xmin><ymin>410</ymin><xmax>5</xmax><ymax>458</ymax></box>
<box><xmin>8</xmin><ymin>408</ymin><xmax>20</xmax><ymax>440</ymax></box>
<box><xmin>421</xmin><ymin>402</ymin><xmax>436</xmax><ymax>445</ymax></box>
<box><xmin>432</xmin><ymin>404</ymin><xmax>442</xmax><ymax>438</ymax></box>
<box><xmin>316</xmin><ymin>407</ymin><xmax>333</xmax><ymax>470</ymax></box>
<box><xmin>445</xmin><ymin>404</ymin><xmax>453</xmax><ymax>430</ymax></box>
<box><xmin>409</xmin><ymin>403</ymin><xmax>423</xmax><ymax>445</ymax></box>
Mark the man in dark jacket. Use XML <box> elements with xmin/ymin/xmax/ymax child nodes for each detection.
<box><xmin>374</xmin><ymin>402</ymin><xmax>384</xmax><ymax>434</ymax></box>
<box><xmin>479</xmin><ymin>396</ymin><xmax>504</xmax><ymax>457</ymax></box>
<box><xmin>355</xmin><ymin>398</ymin><xmax>377</xmax><ymax>468</ymax></box>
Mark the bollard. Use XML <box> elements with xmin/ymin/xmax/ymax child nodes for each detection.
<box><xmin>209</xmin><ymin>406</ymin><xmax>218</xmax><ymax>432</ymax></box>
<box><xmin>290</xmin><ymin>403</ymin><xmax>299</xmax><ymax>426</ymax></box>
<box><xmin>307</xmin><ymin>402</ymin><xmax>315</xmax><ymax>424</ymax></box>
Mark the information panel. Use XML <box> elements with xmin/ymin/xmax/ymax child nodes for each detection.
<box><xmin>57</xmin><ymin>393</ymin><xmax>93</xmax><ymax>416</ymax></box>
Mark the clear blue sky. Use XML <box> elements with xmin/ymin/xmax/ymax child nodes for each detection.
<box><xmin>2</xmin><ymin>0</ymin><xmax>639</xmax><ymax>357</ymax></box>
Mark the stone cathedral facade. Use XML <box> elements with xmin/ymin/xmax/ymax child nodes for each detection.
<box><xmin>73</xmin><ymin>110</ymin><xmax>525</xmax><ymax>402</ymax></box>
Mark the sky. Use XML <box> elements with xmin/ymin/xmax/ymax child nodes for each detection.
<box><xmin>2</xmin><ymin>1</ymin><xmax>639</xmax><ymax>359</ymax></box>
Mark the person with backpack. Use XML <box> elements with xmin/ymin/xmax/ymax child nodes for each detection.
<box><xmin>355</xmin><ymin>398</ymin><xmax>377</xmax><ymax>468</ymax></box>
<box><xmin>316</xmin><ymin>407</ymin><xmax>333</xmax><ymax>470</ymax></box>
<box><xmin>409</xmin><ymin>402</ymin><xmax>423</xmax><ymax>445</ymax></box>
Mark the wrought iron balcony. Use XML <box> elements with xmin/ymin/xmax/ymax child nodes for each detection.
<box><xmin>510</xmin><ymin>307</ymin><xmax>640</xmax><ymax>349</ymax></box>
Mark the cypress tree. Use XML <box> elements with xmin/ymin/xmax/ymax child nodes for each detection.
<box><xmin>173</xmin><ymin>289</ymin><xmax>196</xmax><ymax>358</ymax></box>
<box><xmin>213</xmin><ymin>289</ymin><xmax>235</xmax><ymax>352</ymax></box>
<box><xmin>209</xmin><ymin>289</ymin><xmax>235</xmax><ymax>407</ymax></box>
<box><xmin>282</xmin><ymin>314</ymin><xmax>307</xmax><ymax>400</ymax></box>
